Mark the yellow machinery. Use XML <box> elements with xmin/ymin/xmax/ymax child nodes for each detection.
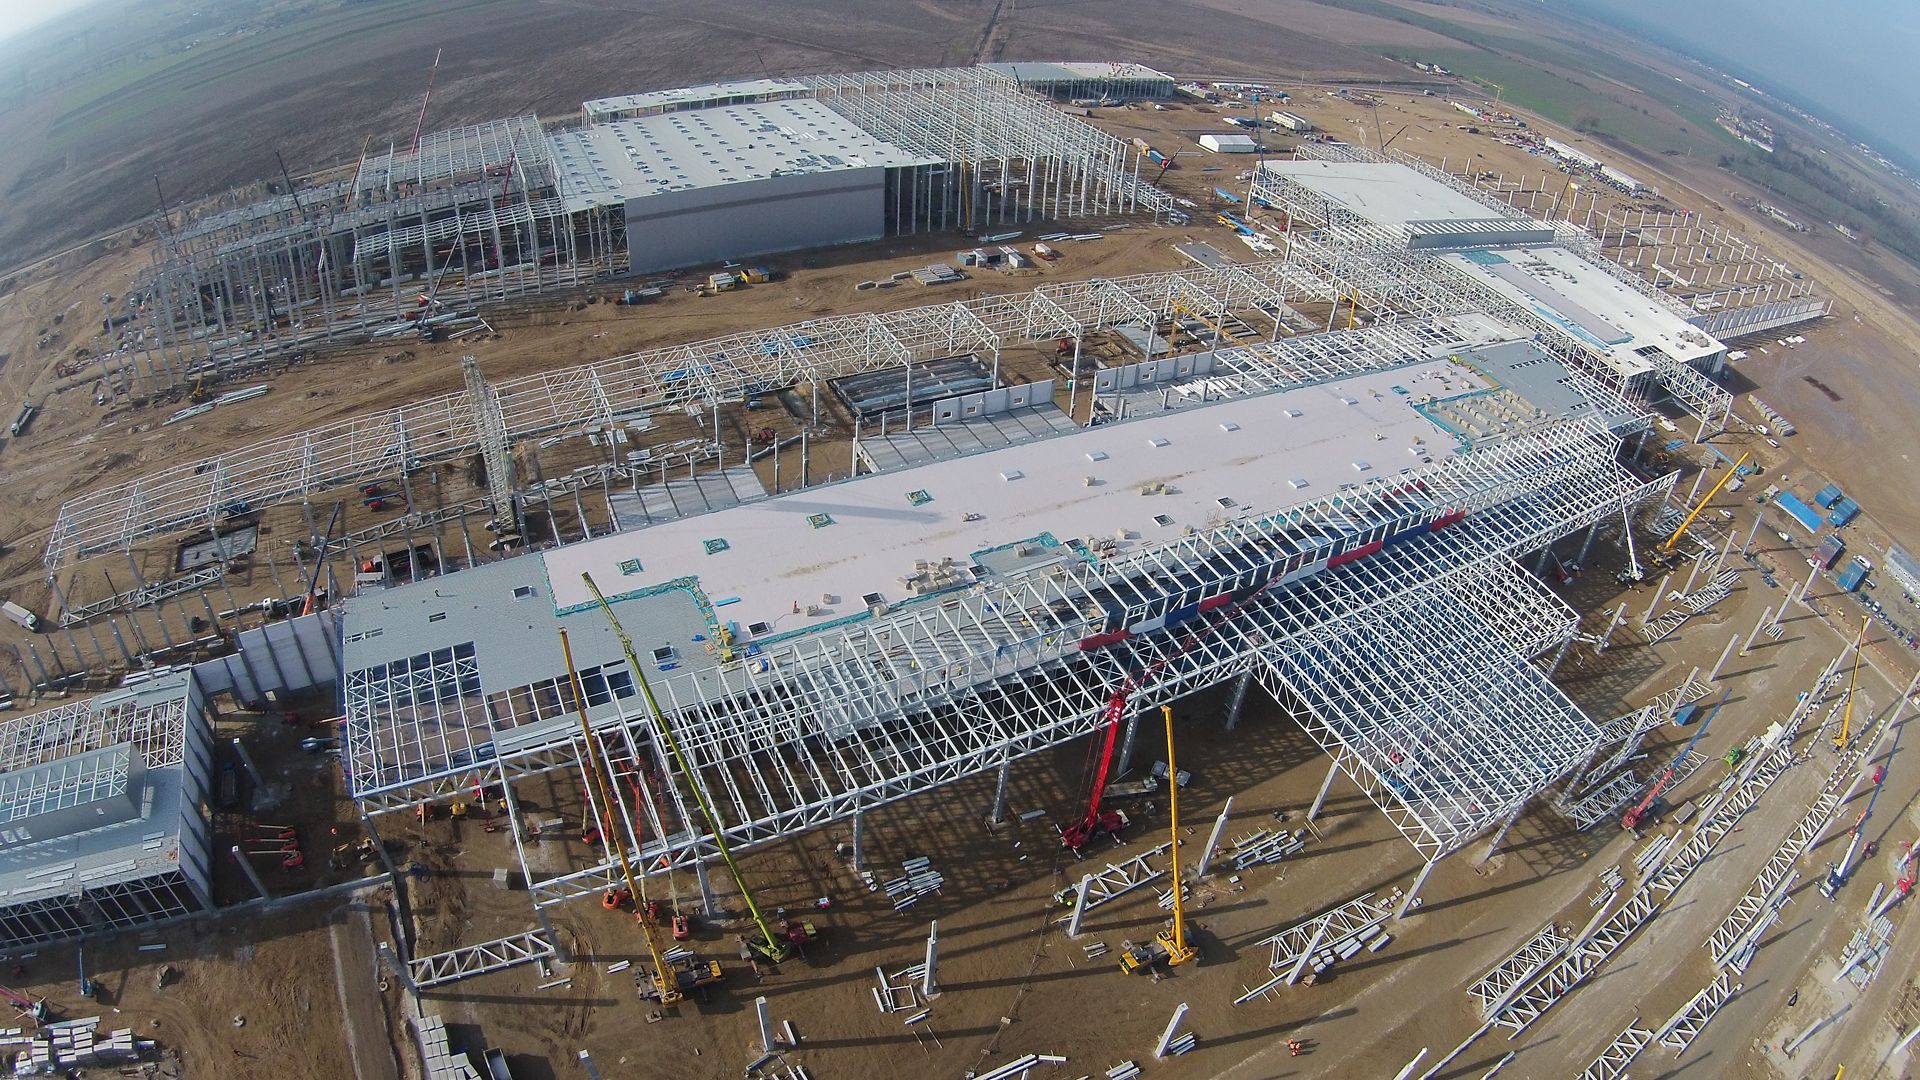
<box><xmin>581</xmin><ymin>573</ymin><xmax>796</xmax><ymax>963</ymax></box>
<box><xmin>1121</xmin><ymin>706</ymin><xmax>1197</xmax><ymax>973</ymax></box>
<box><xmin>1836</xmin><ymin>615</ymin><xmax>1870</xmax><ymax>751</ymax></box>
<box><xmin>559</xmin><ymin>629</ymin><xmax>692</xmax><ymax>1006</ymax></box>
<box><xmin>1661</xmin><ymin>452</ymin><xmax>1751</xmax><ymax>552</ymax></box>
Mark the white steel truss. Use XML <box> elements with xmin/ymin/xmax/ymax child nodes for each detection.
<box><xmin>1656</xmin><ymin>971</ymin><xmax>1739</xmax><ymax>1054</ymax></box>
<box><xmin>0</xmin><ymin>687</ymin><xmax>188</xmax><ymax>772</ymax></box>
<box><xmin>51</xmin><ymin>263</ymin><xmax>1314</xmax><ymax>569</ymax></box>
<box><xmin>1233</xmin><ymin>891</ymin><xmax>1398</xmax><ymax>1004</ymax></box>
<box><xmin>1490</xmin><ymin>746</ymin><xmax>1791</xmax><ymax>1036</ymax></box>
<box><xmin>1065</xmin><ymin>841</ymin><xmax>1173</xmax><ymax>917</ymax></box>
<box><xmin>1578</xmin><ymin>1021</ymin><xmax>1654</xmax><ymax>1080</ymax></box>
<box><xmin>1468</xmin><ymin>922</ymin><xmax>1570</xmax><ymax>1018</ymax></box>
<box><xmin>407</xmin><ymin>929</ymin><xmax>555</xmax><ymax>989</ymax></box>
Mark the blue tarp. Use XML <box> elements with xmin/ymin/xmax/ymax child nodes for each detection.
<box><xmin>1775</xmin><ymin>491</ymin><xmax>1822</xmax><ymax>534</ymax></box>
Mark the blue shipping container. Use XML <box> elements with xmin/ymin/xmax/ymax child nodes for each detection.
<box><xmin>1838</xmin><ymin>563</ymin><xmax>1868</xmax><ymax>591</ymax></box>
<box><xmin>1814</xmin><ymin>483</ymin><xmax>1844</xmax><ymax>508</ymax></box>
<box><xmin>1774</xmin><ymin>491</ymin><xmax>1823</xmax><ymax>534</ymax></box>
<box><xmin>1829</xmin><ymin>499</ymin><xmax>1861</xmax><ymax>527</ymax></box>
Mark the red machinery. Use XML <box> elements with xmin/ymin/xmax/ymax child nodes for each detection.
<box><xmin>1060</xmin><ymin>691</ymin><xmax>1133</xmax><ymax>852</ymax></box>
<box><xmin>1622</xmin><ymin>692</ymin><xmax>1724</xmax><ymax>831</ymax></box>
<box><xmin>1059</xmin><ymin>571</ymin><xmax>1295</xmax><ymax>853</ymax></box>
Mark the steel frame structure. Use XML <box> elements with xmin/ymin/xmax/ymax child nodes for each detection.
<box><xmin>339</xmin><ymin>406</ymin><xmax>1655</xmax><ymax>918</ymax></box>
<box><xmin>0</xmin><ymin>688</ymin><xmax>188</xmax><ymax>773</ymax></box>
<box><xmin>47</xmin><ymin>260</ymin><xmax>1318</xmax><ymax>574</ymax></box>
<box><xmin>1258</xmin><ymin>144</ymin><xmax>1735</xmax><ymax>431</ymax></box>
<box><xmin>113</xmin><ymin>68</ymin><xmax>1167</xmax><ymax>397</ymax></box>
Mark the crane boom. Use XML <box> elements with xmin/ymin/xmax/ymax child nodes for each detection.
<box><xmin>1161</xmin><ymin>705</ymin><xmax>1194</xmax><ymax>964</ymax></box>
<box><xmin>1061</xmin><ymin>692</ymin><xmax>1131</xmax><ymax>851</ymax></box>
<box><xmin>559</xmin><ymin>629</ymin><xmax>679</xmax><ymax>1005</ymax></box>
<box><xmin>1836</xmin><ymin>615</ymin><xmax>1870</xmax><ymax>750</ymax></box>
<box><xmin>1622</xmin><ymin>691</ymin><xmax>1724</xmax><ymax>830</ymax></box>
<box><xmin>1662</xmin><ymin>452</ymin><xmax>1750</xmax><ymax>552</ymax></box>
<box><xmin>580</xmin><ymin>573</ymin><xmax>791</xmax><ymax>962</ymax></box>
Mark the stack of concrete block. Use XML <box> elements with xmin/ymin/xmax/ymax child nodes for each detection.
<box><xmin>411</xmin><ymin>1014</ymin><xmax>484</xmax><ymax>1080</ymax></box>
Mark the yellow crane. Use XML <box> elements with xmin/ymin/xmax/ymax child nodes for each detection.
<box><xmin>1836</xmin><ymin>615</ymin><xmax>1870</xmax><ymax>751</ymax></box>
<box><xmin>558</xmin><ymin>628</ymin><xmax>695</xmax><ymax>1006</ymax></box>
<box><xmin>581</xmin><ymin>573</ymin><xmax>797</xmax><ymax>963</ymax></box>
<box><xmin>1121</xmin><ymin>705</ymin><xmax>1197</xmax><ymax>972</ymax></box>
<box><xmin>1661</xmin><ymin>451</ymin><xmax>1751</xmax><ymax>552</ymax></box>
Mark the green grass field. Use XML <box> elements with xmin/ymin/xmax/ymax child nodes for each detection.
<box><xmin>1319</xmin><ymin>0</ymin><xmax>1739</xmax><ymax>159</ymax></box>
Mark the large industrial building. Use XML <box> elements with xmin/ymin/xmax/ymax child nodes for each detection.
<box><xmin>1251</xmin><ymin>149</ymin><xmax>1739</xmax><ymax>436</ymax></box>
<box><xmin>0</xmin><ymin>672</ymin><xmax>213</xmax><ymax>949</ymax></box>
<box><xmin>335</xmin><ymin>304</ymin><xmax>1666</xmax><ymax>920</ymax></box>
<box><xmin>110</xmin><ymin>66</ymin><xmax>1171</xmax><ymax>400</ymax></box>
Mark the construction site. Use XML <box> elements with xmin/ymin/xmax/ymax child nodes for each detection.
<box><xmin>0</xmin><ymin>64</ymin><xmax>1913</xmax><ymax>1080</ymax></box>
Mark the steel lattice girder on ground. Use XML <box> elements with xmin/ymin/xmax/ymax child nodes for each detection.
<box><xmin>1469</xmin><ymin>922</ymin><xmax>1571</xmax><ymax>1017</ymax></box>
<box><xmin>408</xmin><ymin>930</ymin><xmax>555</xmax><ymax>989</ymax></box>
<box><xmin>1491</xmin><ymin>747</ymin><xmax>1792</xmax><ymax>1036</ymax></box>
<box><xmin>456</xmin><ymin>425</ymin><xmax>1653</xmax><ymax>908</ymax></box>
<box><xmin>1579</xmin><ymin>1021</ymin><xmax>1654</xmax><ymax>1080</ymax></box>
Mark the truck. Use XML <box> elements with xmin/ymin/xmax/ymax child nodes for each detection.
<box><xmin>0</xmin><ymin>602</ymin><xmax>38</xmax><ymax>633</ymax></box>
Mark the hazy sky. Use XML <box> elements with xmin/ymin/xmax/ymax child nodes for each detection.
<box><xmin>1569</xmin><ymin>0</ymin><xmax>1920</xmax><ymax>166</ymax></box>
<box><xmin>0</xmin><ymin>0</ymin><xmax>96</xmax><ymax>43</ymax></box>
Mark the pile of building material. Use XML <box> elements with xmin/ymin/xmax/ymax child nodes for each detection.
<box><xmin>870</xmin><ymin>966</ymin><xmax>920</xmax><ymax>1014</ymax></box>
<box><xmin>911</xmin><ymin>264</ymin><xmax>964</xmax><ymax>286</ymax></box>
<box><xmin>1234</xmin><ymin>890</ymin><xmax>1401</xmax><ymax>1003</ymax></box>
<box><xmin>7</xmin><ymin>1017</ymin><xmax>148</xmax><ymax>1075</ymax></box>
<box><xmin>412</xmin><ymin>1014</ymin><xmax>485</xmax><ymax>1080</ymax></box>
<box><xmin>1838</xmin><ymin>918</ymin><xmax>1895</xmax><ymax>989</ymax></box>
<box><xmin>973</xmin><ymin>1053</ymin><xmax>1067</xmax><ymax>1080</ymax></box>
<box><xmin>884</xmin><ymin>857</ymin><xmax>943</xmax><ymax>911</ymax></box>
<box><xmin>1226</xmin><ymin>826</ymin><xmax>1307</xmax><ymax>869</ymax></box>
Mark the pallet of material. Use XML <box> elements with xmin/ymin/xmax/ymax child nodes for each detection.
<box><xmin>911</xmin><ymin>265</ymin><xmax>964</xmax><ymax>286</ymax></box>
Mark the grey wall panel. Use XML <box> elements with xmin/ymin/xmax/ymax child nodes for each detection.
<box><xmin>625</xmin><ymin>169</ymin><xmax>885</xmax><ymax>273</ymax></box>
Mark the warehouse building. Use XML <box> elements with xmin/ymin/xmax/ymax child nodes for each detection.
<box><xmin>550</xmin><ymin>99</ymin><xmax>940</xmax><ymax>273</ymax></box>
<box><xmin>0</xmin><ymin>672</ymin><xmax>214</xmax><ymax>949</ymax></box>
<box><xmin>113</xmin><ymin>66</ymin><xmax>1169</xmax><ymax>397</ymax></box>
<box><xmin>1250</xmin><ymin>150</ymin><xmax>1733</xmax><ymax>431</ymax></box>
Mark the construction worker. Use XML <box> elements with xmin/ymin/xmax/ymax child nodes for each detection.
<box><xmin>1287</xmin><ymin>1039</ymin><xmax>1303</xmax><ymax>1057</ymax></box>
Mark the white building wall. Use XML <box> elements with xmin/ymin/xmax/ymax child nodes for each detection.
<box><xmin>624</xmin><ymin>168</ymin><xmax>887</xmax><ymax>274</ymax></box>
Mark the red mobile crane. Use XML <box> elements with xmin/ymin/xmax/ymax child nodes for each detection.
<box><xmin>1060</xmin><ymin>573</ymin><xmax>1294</xmax><ymax>853</ymax></box>
<box><xmin>1622</xmin><ymin>691</ymin><xmax>1724</xmax><ymax>831</ymax></box>
<box><xmin>1061</xmin><ymin>691</ymin><xmax>1134</xmax><ymax>852</ymax></box>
